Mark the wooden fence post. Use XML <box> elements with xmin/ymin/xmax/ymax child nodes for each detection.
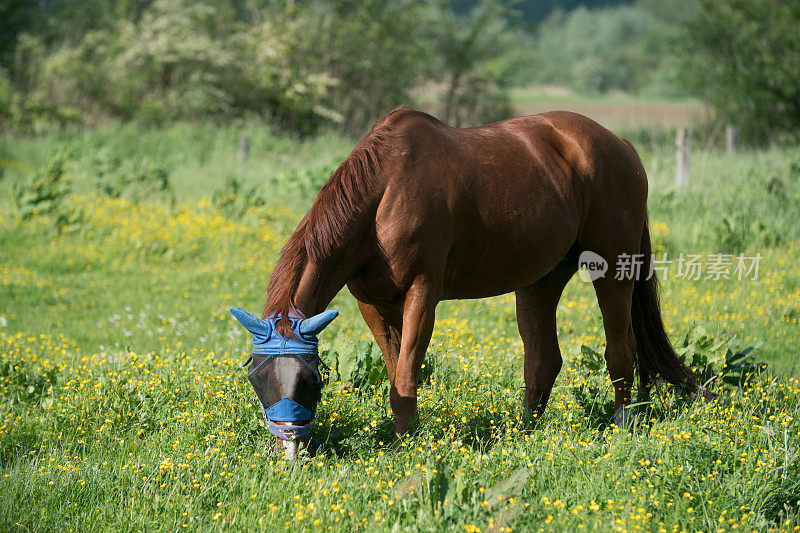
<box><xmin>675</xmin><ymin>128</ymin><xmax>690</xmax><ymax>189</ymax></box>
<box><xmin>238</xmin><ymin>135</ymin><xmax>250</xmax><ymax>165</ymax></box>
<box><xmin>725</xmin><ymin>125</ymin><xmax>740</xmax><ymax>154</ymax></box>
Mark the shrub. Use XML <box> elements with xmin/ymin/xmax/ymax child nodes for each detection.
<box><xmin>12</xmin><ymin>147</ymin><xmax>82</xmax><ymax>233</ymax></box>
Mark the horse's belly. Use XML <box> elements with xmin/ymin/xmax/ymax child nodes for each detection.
<box><xmin>442</xmin><ymin>207</ymin><xmax>578</xmax><ymax>299</ymax></box>
<box><xmin>442</xmin><ymin>241</ymin><xmax>572</xmax><ymax>299</ymax></box>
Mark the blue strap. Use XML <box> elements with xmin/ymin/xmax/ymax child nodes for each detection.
<box><xmin>267</xmin><ymin>419</ymin><xmax>312</xmax><ymax>440</ymax></box>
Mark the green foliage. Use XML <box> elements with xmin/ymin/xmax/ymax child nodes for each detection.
<box><xmin>674</xmin><ymin>323</ymin><xmax>729</xmax><ymax>373</ymax></box>
<box><xmin>325</xmin><ymin>339</ymin><xmax>388</xmax><ymax>390</ymax></box>
<box><xmin>679</xmin><ymin>0</ymin><xmax>800</xmax><ymax>142</ymax></box>
<box><xmin>12</xmin><ymin>146</ymin><xmax>82</xmax><ymax>234</ymax></box>
<box><xmin>716</xmin><ymin>212</ymin><xmax>781</xmax><ymax>254</ymax></box>
<box><xmin>576</xmin><ymin>344</ymin><xmax>605</xmax><ymax>373</ymax></box>
<box><xmin>91</xmin><ymin>151</ymin><xmax>175</xmax><ymax>206</ymax></box>
<box><xmin>791</xmin><ymin>159</ymin><xmax>800</xmax><ymax>180</ymax></box>
<box><xmin>0</xmin><ymin>357</ymin><xmax>59</xmax><ymax>406</ymax></box>
<box><xmin>570</xmin><ymin>345</ymin><xmax>616</xmax><ymax>426</ymax></box>
<box><xmin>11</xmin><ymin>143</ymin><xmax>180</xmax><ymax>237</ymax></box>
<box><xmin>449</xmin><ymin>0</ymin><xmax>636</xmax><ymax>24</ymax></box>
<box><xmin>0</xmin><ymin>67</ymin><xmax>14</xmax><ymax>123</ymax></box>
<box><xmin>0</xmin><ymin>0</ymin><xmax>523</xmax><ymax>133</ymax></box>
<box><xmin>308</xmin><ymin>0</ymin><xmax>434</xmax><ymax>132</ymax></box>
<box><xmin>717</xmin><ymin>346</ymin><xmax>768</xmax><ymax>388</ymax></box>
<box><xmin>0</xmin><ymin>0</ymin><xmax>41</xmax><ymax>68</ymax></box>
<box><xmin>211</xmin><ymin>176</ymin><xmax>265</xmax><ymax>218</ymax></box>
<box><xmin>572</xmin><ymin>328</ymin><xmax>768</xmax><ymax>431</ymax></box>
<box><xmin>643</xmin><ymin>144</ymin><xmax>800</xmax><ymax>254</ymax></box>
<box><xmin>675</xmin><ymin>324</ymin><xmax>766</xmax><ymax>390</ymax></box>
<box><xmin>12</xmin><ymin>147</ymin><xmax>69</xmax><ymax>220</ymax></box>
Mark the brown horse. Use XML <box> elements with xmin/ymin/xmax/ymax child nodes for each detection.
<box><xmin>259</xmin><ymin>108</ymin><xmax>702</xmax><ymax>449</ymax></box>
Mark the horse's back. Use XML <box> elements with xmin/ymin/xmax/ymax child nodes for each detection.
<box><xmin>381</xmin><ymin>108</ymin><xmax>646</xmax><ymax>202</ymax></box>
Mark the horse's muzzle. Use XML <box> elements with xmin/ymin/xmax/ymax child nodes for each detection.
<box><xmin>272</xmin><ymin>420</ymin><xmax>314</xmax><ymax>460</ymax></box>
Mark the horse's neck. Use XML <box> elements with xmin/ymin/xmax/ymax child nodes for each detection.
<box><xmin>277</xmin><ymin>151</ymin><xmax>384</xmax><ymax>316</ymax></box>
<box><xmin>292</xmin><ymin>260</ymin><xmax>324</xmax><ymax>316</ymax></box>
<box><xmin>292</xmin><ymin>255</ymin><xmax>355</xmax><ymax>316</ymax></box>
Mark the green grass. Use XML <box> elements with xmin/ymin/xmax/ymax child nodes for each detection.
<box><xmin>1</xmin><ymin>120</ymin><xmax>800</xmax><ymax>531</ymax></box>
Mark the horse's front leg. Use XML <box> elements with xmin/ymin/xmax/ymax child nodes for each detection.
<box><xmin>392</xmin><ymin>275</ymin><xmax>437</xmax><ymax>437</ymax></box>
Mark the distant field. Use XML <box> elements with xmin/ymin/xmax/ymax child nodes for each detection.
<box><xmin>511</xmin><ymin>86</ymin><xmax>708</xmax><ymax>130</ymax></box>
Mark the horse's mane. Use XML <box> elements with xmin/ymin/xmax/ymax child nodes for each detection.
<box><xmin>263</xmin><ymin>110</ymin><xmax>400</xmax><ymax>329</ymax></box>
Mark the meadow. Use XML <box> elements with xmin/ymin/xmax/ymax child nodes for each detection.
<box><xmin>1</xmin><ymin>117</ymin><xmax>800</xmax><ymax>531</ymax></box>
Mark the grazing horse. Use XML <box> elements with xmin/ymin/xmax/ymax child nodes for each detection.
<box><xmin>231</xmin><ymin>108</ymin><xmax>703</xmax><ymax>456</ymax></box>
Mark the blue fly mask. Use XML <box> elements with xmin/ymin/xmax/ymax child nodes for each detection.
<box><xmin>230</xmin><ymin>307</ymin><xmax>338</xmax><ymax>441</ymax></box>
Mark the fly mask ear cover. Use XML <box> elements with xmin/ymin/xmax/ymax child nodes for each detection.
<box><xmin>229</xmin><ymin>307</ymin><xmax>338</xmax><ymax>440</ymax></box>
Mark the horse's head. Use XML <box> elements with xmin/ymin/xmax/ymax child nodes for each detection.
<box><xmin>230</xmin><ymin>307</ymin><xmax>338</xmax><ymax>459</ymax></box>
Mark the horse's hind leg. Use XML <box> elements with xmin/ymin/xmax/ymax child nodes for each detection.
<box><xmin>592</xmin><ymin>275</ymin><xmax>638</xmax><ymax>427</ymax></box>
<box><xmin>516</xmin><ymin>261</ymin><xmax>577</xmax><ymax>420</ymax></box>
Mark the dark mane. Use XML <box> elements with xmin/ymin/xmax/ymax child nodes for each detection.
<box><xmin>263</xmin><ymin>110</ymin><xmax>400</xmax><ymax>327</ymax></box>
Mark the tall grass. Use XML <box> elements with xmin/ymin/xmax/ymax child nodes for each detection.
<box><xmin>1</xmin><ymin>120</ymin><xmax>799</xmax><ymax>530</ymax></box>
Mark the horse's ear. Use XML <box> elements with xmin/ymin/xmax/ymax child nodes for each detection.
<box><xmin>299</xmin><ymin>310</ymin><xmax>339</xmax><ymax>337</ymax></box>
<box><xmin>230</xmin><ymin>307</ymin><xmax>272</xmax><ymax>337</ymax></box>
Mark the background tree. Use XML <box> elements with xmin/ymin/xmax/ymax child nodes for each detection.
<box><xmin>448</xmin><ymin>0</ymin><xmax>633</xmax><ymax>26</ymax></box>
<box><xmin>0</xmin><ymin>0</ymin><xmax>42</xmax><ymax>72</ymax></box>
<box><xmin>2</xmin><ymin>0</ymin><xmax>798</xmax><ymax>144</ymax></box>
<box><xmin>434</xmin><ymin>0</ymin><xmax>514</xmax><ymax>126</ymax></box>
<box><xmin>310</xmin><ymin>0</ymin><xmax>434</xmax><ymax>133</ymax></box>
<box><xmin>679</xmin><ymin>0</ymin><xmax>800</xmax><ymax>142</ymax></box>
<box><xmin>531</xmin><ymin>4</ymin><xmax>674</xmax><ymax>94</ymax></box>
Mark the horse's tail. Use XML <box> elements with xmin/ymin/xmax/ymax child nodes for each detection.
<box><xmin>631</xmin><ymin>221</ymin><xmax>712</xmax><ymax>399</ymax></box>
